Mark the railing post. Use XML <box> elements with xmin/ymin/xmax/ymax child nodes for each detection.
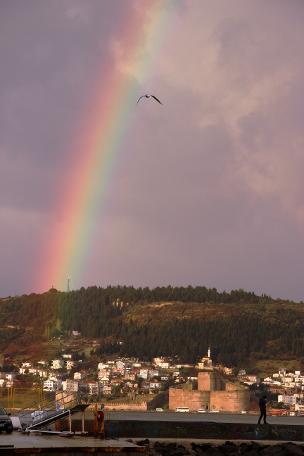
<box><xmin>68</xmin><ymin>410</ymin><xmax>72</xmax><ymax>433</ymax></box>
<box><xmin>81</xmin><ymin>409</ymin><xmax>85</xmax><ymax>434</ymax></box>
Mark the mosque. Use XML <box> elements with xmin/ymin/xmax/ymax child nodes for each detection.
<box><xmin>196</xmin><ymin>346</ymin><xmax>213</xmax><ymax>370</ymax></box>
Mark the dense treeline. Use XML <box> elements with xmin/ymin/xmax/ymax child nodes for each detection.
<box><xmin>0</xmin><ymin>285</ymin><xmax>303</xmax><ymax>367</ymax></box>
<box><xmin>57</xmin><ymin>285</ymin><xmax>276</xmax><ymax>306</ymax></box>
<box><xmin>113</xmin><ymin>311</ymin><xmax>304</xmax><ymax>366</ymax></box>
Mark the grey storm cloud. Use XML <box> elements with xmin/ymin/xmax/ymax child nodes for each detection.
<box><xmin>1</xmin><ymin>0</ymin><xmax>304</xmax><ymax>300</ymax></box>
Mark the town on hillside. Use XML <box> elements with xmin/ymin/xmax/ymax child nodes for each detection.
<box><xmin>1</xmin><ymin>342</ymin><xmax>303</xmax><ymax>415</ymax></box>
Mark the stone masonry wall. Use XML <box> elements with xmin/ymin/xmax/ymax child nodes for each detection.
<box><xmin>169</xmin><ymin>388</ymin><xmax>210</xmax><ymax>411</ymax></box>
<box><xmin>210</xmin><ymin>390</ymin><xmax>250</xmax><ymax>412</ymax></box>
<box><xmin>197</xmin><ymin>371</ymin><xmax>225</xmax><ymax>392</ymax></box>
<box><xmin>197</xmin><ymin>372</ymin><xmax>211</xmax><ymax>391</ymax></box>
<box><xmin>225</xmin><ymin>382</ymin><xmax>239</xmax><ymax>392</ymax></box>
<box><xmin>104</xmin><ymin>402</ymin><xmax>147</xmax><ymax>411</ymax></box>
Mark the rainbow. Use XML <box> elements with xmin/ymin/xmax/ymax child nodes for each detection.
<box><xmin>36</xmin><ymin>1</ymin><xmax>171</xmax><ymax>291</ymax></box>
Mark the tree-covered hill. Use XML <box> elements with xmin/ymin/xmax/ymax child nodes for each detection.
<box><xmin>0</xmin><ymin>285</ymin><xmax>303</xmax><ymax>368</ymax></box>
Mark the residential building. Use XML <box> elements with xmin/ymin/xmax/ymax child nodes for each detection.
<box><xmin>66</xmin><ymin>360</ymin><xmax>74</xmax><ymax>370</ymax></box>
<box><xmin>62</xmin><ymin>379</ymin><xmax>78</xmax><ymax>393</ymax></box>
<box><xmin>43</xmin><ymin>379</ymin><xmax>56</xmax><ymax>392</ymax></box>
<box><xmin>51</xmin><ymin>359</ymin><xmax>64</xmax><ymax>370</ymax></box>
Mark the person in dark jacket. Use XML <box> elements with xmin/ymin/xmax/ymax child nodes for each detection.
<box><xmin>258</xmin><ymin>395</ymin><xmax>268</xmax><ymax>424</ymax></box>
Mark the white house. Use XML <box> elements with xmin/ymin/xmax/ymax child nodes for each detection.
<box><xmin>38</xmin><ymin>369</ymin><xmax>48</xmax><ymax>378</ymax></box>
<box><xmin>101</xmin><ymin>385</ymin><xmax>112</xmax><ymax>395</ymax></box>
<box><xmin>43</xmin><ymin>379</ymin><xmax>56</xmax><ymax>392</ymax></box>
<box><xmin>28</xmin><ymin>368</ymin><xmax>38</xmax><ymax>375</ymax></box>
<box><xmin>153</xmin><ymin>357</ymin><xmax>165</xmax><ymax>367</ymax></box>
<box><xmin>149</xmin><ymin>381</ymin><xmax>161</xmax><ymax>390</ymax></box>
<box><xmin>62</xmin><ymin>379</ymin><xmax>78</xmax><ymax>393</ymax></box>
<box><xmin>138</xmin><ymin>369</ymin><xmax>148</xmax><ymax>379</ymax></box>
<box><xmin>87</xmin><ymin>382</ymin><xmax>99</xmax><ymax>395</ymax></box>
<box><xmin>5</xmin><ymin>373</ymin><xmax>14</xmax><ymax>381</ymax></box>
<box><xmin>66</xmin><ymin>360</ymin><xmax>74</xmax><ymax>370</ymax></box>
<box><xmin>161</xmin><ymin>376</ymin><xmax>169</xmax><ymax>381</ymax></box>
<box><xmin>149</xmin><ymin>370</ymin><xmax>159</xmax><ymax>378</ymax></box>
<box><xmin>51</xmin><ymin>359</ymin><xmax>64</xmax><ymax>370</ymax></box>
<box><xmin>278</xmin><ymin>394</ymin><xmax>296</xmax><ymax>405</ymax></box>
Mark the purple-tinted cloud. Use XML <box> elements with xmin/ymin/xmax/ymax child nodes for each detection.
<box><xmin>1</xmin><ymin>0</ymin><xmax>304</xmax><ymax>300</ymax></box>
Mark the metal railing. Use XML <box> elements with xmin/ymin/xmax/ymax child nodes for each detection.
<box><xmin>17</xmin><ymin>391</ymin><xmax>83</xmax><ymax>430</ymax></box>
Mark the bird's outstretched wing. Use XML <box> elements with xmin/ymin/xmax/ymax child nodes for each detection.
<box><xmin>151</xmin><ymin>95</ymin><xmax>162</xmax><ymax>105</ymax></box>
<box><xmin>137</xmin><ymin>95</ymin><xmax>146</xmax><ymax>104</ymax></box>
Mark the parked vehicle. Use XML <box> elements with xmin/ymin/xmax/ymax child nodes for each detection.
<box><xmin>197</xmin><ymin>409</ymin><xmax>207</xmax><ymax>413</ymax></box>
<box><xmin>155</xmin><ymin>408</ymin><xmax>164</xmax><ymax>412</ymax></box>
<box><xmin>176</xmin><ymin>407</ymin><xmax>190</xmax><ymax>412</ymax></box>
<box><xmin>0</xmin><ymin>407</ymin><xmax>13</xmax><ymax>433</ymax></box>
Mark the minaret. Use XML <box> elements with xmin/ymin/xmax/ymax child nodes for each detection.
<box><xmin>208</xmin><ymin>346</ymin><xmax>211</xmax><ymax>358</ymax></box>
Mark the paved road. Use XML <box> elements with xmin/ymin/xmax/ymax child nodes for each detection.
<box><xmin>106</xmin><ymin>411</ymin><xmax>304</xmax><ymax>426</ymax></box>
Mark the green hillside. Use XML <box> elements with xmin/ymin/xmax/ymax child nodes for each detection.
<box><xmin>0</xmin><ymin>286</ymin><xmax>303</xmax><ymax>370</ymax></box>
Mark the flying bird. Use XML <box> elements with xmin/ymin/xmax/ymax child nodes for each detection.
<box><xmin>137</xmin><ymin>94</ymin><xmax>163</xmax><ymax>105</ymax></box>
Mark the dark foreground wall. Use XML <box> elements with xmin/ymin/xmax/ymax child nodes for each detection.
<box><xmin>61</xmin><ymin>416</ymin><xmax>304</xmax><ymax>442</ymax></box>
<box><xmin>103</xmin><ymin>420</ymin><xmax>304</xmax><ymax>441</ymax></box>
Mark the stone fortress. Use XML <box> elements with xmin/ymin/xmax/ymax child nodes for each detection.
<box><xmin>169</xmin><ymin>348</ymin><xmax>250</xmax><ymax>412</ymax></box>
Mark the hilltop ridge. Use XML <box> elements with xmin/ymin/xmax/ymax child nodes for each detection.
<box><xmin>0</xmin><ymin>285</ymin><xmax>303</xmax><ymax>371</ymax></box>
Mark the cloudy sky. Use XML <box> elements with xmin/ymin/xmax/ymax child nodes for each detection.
<box><xmin>1</xmin><ymin>0</ymin><xmax>304</xmax><ymax>300</ymax></box>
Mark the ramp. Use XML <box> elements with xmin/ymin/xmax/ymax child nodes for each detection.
<box><xmin>25</xmin><ymin>403</ymin><xmax>89</xmax><ymax>431</ymax></box>
<box><xmin>17</xmin><ymin>391</ymin><xmax>90</xmax><ymax>432</ymax></box>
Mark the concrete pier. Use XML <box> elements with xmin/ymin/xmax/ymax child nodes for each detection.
<box><xmin>0</xmin><ymin>433</ymin><xmax>145</xmax><ymax>455</ymax></box>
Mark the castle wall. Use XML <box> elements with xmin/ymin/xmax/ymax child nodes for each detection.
<box><xmin>171</xmin><ymin>370</ymin><xmax>249</xmax><ymax>412</ymax></box>
<box><xmin>104</xmin><ymin>402</ymin><xmax>147</xmax><ymax>411</ymax></box>
<box><xmin>198</xmin><ymin>372</ymin><xmax>212</xmax><ymax>391</ymax></box>
<box><xmin>210</xmin><ymin>390</ymin><xmax>250</xmax><ymax>412</ymax></box>
<box><xmin>169</xmin><ymin>388</ymin><xmax>210</xmax><ymax>411</ymax></box>
<box><xmin>225</xmin><ymin>382</ymin><xmax>239</xmax><ymax>392</ymax></box>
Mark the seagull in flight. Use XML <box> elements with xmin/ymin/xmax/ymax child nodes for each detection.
<box><xmin>137</xmin><ymin>94</ymin><xmax>163</xmax><ymax>105</ymax></box>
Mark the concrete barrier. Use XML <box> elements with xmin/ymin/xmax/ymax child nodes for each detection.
<box><xmin>103</xmin><ymin>420</ymin><xmax>304</xmax><ymax>441</ymax></box>
<box><xmin>57</xmin><ymin>413</ymin><xmax>304</xmax><ymax>441</ymax></box>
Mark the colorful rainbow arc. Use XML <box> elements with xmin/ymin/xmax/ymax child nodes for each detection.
<box><xmin>36</xmin><ymin>1</ymin><xmax>170</xmax><ymax>292</ymax></box>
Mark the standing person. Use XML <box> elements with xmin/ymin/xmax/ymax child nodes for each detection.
<box><xmin>93</xmin><ymin>403</ymin><xmax>105</xmax><ymax>438</ymax></box>
<box><xmin>258</xmin><ymin>395</ymin><xmax>268</xmax><ymax>424</ymax></box>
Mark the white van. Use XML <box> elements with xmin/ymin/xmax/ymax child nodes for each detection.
<box><xmin>175</xmin><ymin>407</ymin><xmax>190</xmax><ymax>413</ymax></box>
